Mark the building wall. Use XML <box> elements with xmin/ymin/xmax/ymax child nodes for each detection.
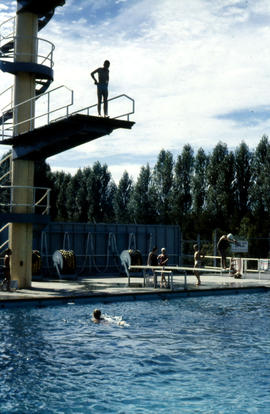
<box><xmin>33</xmin><ymin>222</ymin><xmax>181</xmax><ymax>275</ymax></box>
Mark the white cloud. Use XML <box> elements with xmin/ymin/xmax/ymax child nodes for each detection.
<box><xmin>1</xmin><ymin>0</ymin><xmax>270</xmax><ymax>182</ymax></box>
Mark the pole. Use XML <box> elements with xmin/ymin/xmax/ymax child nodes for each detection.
<box><xmin>9</xmin><ymin>7</ymin><xmax>38</xmax><ymax>288</ymax></box>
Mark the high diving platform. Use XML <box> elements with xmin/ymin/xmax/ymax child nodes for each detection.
<box><xmin>0</xmin><ymin>85</ymin><xmax>135</xmax><ymax>160</ymax></box>
<box><xmin>0</xmin><ymin>112</ymin><xmax>135</xmax><ymax>160</ymax></box>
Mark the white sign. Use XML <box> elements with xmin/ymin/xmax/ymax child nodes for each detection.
<box><xmin>231</xmin><ymin>240</ymin><xmax>248</xmax><ymax>253</ymax></box>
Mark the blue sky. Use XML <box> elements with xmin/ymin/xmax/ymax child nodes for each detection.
<box><xmin>1</xmin><ymin>0</ymin><xmax>270</xmax><ymax>182</ymax></box>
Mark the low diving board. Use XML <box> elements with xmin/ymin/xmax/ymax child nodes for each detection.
<box><xmin>0</xmin><ymin>114</ymin><xmax>135</xmax><ymax>161</ymax></box>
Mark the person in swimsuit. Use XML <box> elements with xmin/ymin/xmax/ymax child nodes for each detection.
<box><xmin>92</xmin><ymin>309</ymin><xmax>126</xmax><ymax>326</ymax></box>
<box><xmin>147</xmin><ymin>246</ymin><xmax>158</xmax><ymax>267</ymax></box>
<box><xmin>193</xmin><ymin>244</ymin><xmax>204</xmax><ymax>286</ymax></box>
<box><xmin>92</xmin><ymin>309</ymin><xmax>104</xmax><ymax>323</ymax></box>
<box><xmin>91</xmin><ymin>60</ymin><xmax>110</xmax><ymax>117</ymax></box>
<box><xmin>157</xmin><ymin>247</ymin><xmax>169</xmax><ymax>288</ymax></box>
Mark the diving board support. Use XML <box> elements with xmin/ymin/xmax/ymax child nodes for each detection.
<box><xmin>9</xmin><ymin>7</ymin><xmax>38</xmax><ymax>288</ymax></box>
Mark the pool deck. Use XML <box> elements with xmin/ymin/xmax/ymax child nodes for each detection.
<box><xmin>1</xmin><ymin>272</ymin><xmax>270</xmax><ymax>306</ymax></box>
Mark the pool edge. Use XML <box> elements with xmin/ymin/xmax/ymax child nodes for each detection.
<box><xmin>0</xmin><ymin>285</ymin><xmax>269</xmax><ymax>308</ymax></box>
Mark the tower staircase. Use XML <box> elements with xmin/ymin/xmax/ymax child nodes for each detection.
<box><xmin>0</xmin><ymin>0</ymin><xmax>135</xmax><ymax>263</ymax></box>
<box><xmin>0</xmin><ymin>2</ymin><xmax>58</xmax><ymax>124</ymax></box>
<box><xmin>0</xmin><ymin>0</ymin><xmax>135</xmax><ymax>160</ymax></box>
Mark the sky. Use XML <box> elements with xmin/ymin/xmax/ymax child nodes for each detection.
<box><xmin>1</xmin><ymin>0</ymin><xmax>270</xmax><ymax>182</ymax></box>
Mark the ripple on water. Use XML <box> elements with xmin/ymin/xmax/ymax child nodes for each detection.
<box><xmin>0</xmin><ymin>292</ymin><xmax>270</xmax><ymax>413</ymax></box>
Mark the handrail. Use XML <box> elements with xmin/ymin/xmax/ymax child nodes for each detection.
<box><xmin>0</xmin><ymin>185</ymin><xmax>51</xmax><ymax>215</ymax></box>
<box><xmin>1</xmin><ymin>88</ymin><xmax>134</xmax><ymax>140</ymax></box>
<box><xmin>1</xmin><ymin>33</ymin><xmax>55</xmax><ymax>67</ymax></box>
<box><xmin>0</xmin><ymin>223</ymin><xmax>9</xmax><ymax>252</ymax></box>
<box><xmin>0</xmin><ymin>85</ymin><xmax>13</xmax><ymax>113</ymax></box>
<box><xmin>0</xmin><ymin>152</ymin><xmax>11</xmax><ymax>184</ymax></box>
<box><xmin>0</xmin><ymin>223</ymin><xmax>9</xmax><ymax>233</ymax></box>
<box><xmin>0</xmin><ymin>240</ymin><xmax>9</xmax><ymax>251</ymax></box>
<box><xmin>13</xmin><ymin>36</ymin><xmax>55</xmax><ymax>69</ymax></box>
<box><xmin>0</xmin><ymin>152</ymin><xmax>11</xmax><ymax>165</ymax></box>
<box><xmin>1</xmin><ymin>85</ymin><xmax>74</xmax><ymax>138</ymax></box>
<box><xmin>72</xmin><ymin>94</ymin><xmax>135</xmax><ymax>121</ymax></box>
<box><xmin>0</xmin><ymin>17</ymin><xmax>15</xmax><ymax>46</ymax></box>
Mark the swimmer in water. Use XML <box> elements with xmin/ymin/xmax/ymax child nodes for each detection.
<box><xmin>92</xmin><ymin>309</ymin><xmax>128</xmax><ymax>326</ymax></box>
<box><xmin>92</xmin><ymin>308</ymin><xmax>104</xmax><ymax>323</ymax></box>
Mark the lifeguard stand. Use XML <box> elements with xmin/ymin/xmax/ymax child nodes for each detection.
<box><xmin>0</xmin><ymin>0</ymin><xmax>135</xmax><ymax>288</ymax></box>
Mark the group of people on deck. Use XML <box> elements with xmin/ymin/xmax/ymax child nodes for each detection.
<box><xmin>146</xmin><ymin>233</ymin><xmax>237</xmax><ymax>287</ymax></box>
<box><xmin>147</xmin><ymin>246</ymin><xmax>169</xmax><ymax>288</ymax></box>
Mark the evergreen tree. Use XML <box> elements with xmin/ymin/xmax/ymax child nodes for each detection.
<box><xmin>249</xmin><ymin>135</ymin><xmax>270</xmax><ymax>217</ymax></box>
<box><xmin>206</xmin><ymin>142</ymin><xmax>235</xmax><ymax>228</ymax></box>
<box><xmin>65</xmin><ymin>174</ymin><xmax>77</xmax><ymax>221</ymax></box>
<box><xmin>152</xmin><ymin>149</ymin><xmax>174</xmax><ymax>224</ymax></box>
<box><xmin>52</xmin><ymin>171</ymin><xmax>71</xmax><ymax>221</ymax></box>
<box><xmin>191</xmin><ymin>147</ymin><xmax>209</xmax><ymax>215</ymax></box>
<box><xmin>86</xmin><ymin>161</ymin><xmax>115</xmax><ymax>223</ymax></box>
<box><xmin>171</xmin><ymin>144</ymin><xmax>194</xmax><ymax>227</ymax></box>
<box><xmin>129</xmin><ymin>164</ymin><xmax>157</xmax><ymax>224</ymax></box>
<box><xmin>234</xmin><ymin>142</ymin><xmax>252</xmax><ymax>220</ymax></box>
<box><xmin>113</xmin><ymin>171</ymin><xmax>133</xmax><ymax>223</ymax></box>
<box><xmin>74</xmin><ymin>167</ymin><xmax>92</xmax><ymax>222</ymax></box>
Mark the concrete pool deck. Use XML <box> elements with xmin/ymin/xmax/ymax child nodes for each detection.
<box><xmin>1</xmin><ymin>272</ymin><xmax>270</xmax><ymax>305</ymax></box>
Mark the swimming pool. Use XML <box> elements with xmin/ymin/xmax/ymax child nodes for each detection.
<box><xmin>1</xmin><ymin>292</ymin><xmax>270</xmax><ymax>413</ymax></box>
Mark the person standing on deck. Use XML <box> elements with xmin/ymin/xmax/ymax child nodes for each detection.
<box><xmin>217</xmin><ymin>233</ymin><xmax>236</xmax><ymax>269</ymax></box>
<box><xmin>1</xmin><ymin>248</ymin><xmax>12</xmax><ymax>291</ymax></box>
<box><xmin>193</xmin><ymin>244</ymin><xmax>204</xmax><ymax>286</ymax></box>
<box><xmin>91</xmin><ymin>60</ymin><xmax>110</xmax><ymax>117</ymax></box>
<box><xmin>147</xmin><ymin>246</ymin><xmax>158</xmax><ymax>267</ymax></box>
<box><xmin>158</xmin><ymin>247</ymin><xmax>169</xmax><ymax>288</ymax></box>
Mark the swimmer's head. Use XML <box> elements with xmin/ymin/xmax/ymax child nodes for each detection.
<box><xmin>104</xmin><ymin>60</ymin><xmax>110</xmax><ymax>68</ymax></box>
<box><xmin>93</xmin><ymin>309</ymin><xmax>101</xmax><ymax>319</ymax></box>
<box><xmin>161</xmin><ymin>247</ymin><xmax>166</xmax><ymax>253</ymax></box>
<box><xmin>193</xmin><ymin>244</ymin><xmax>198</xmax><ymax>251</ymax></box>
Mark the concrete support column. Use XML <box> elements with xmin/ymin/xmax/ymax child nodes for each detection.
<box><xmin>9</xmin><ymin>9</ymin><xmax>38</xmax><ymax>288</ymax></box>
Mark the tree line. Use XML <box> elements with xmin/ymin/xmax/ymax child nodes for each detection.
<box><xmin>1</xmin><ymin>135</ymin><xmax>270</xmax><ymax>256</ymax></box>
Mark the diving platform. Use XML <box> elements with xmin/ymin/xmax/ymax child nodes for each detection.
<box><xmin>0</xmin><ymin>113</ymin><xmax>135</xmax><ymax>161</ymax></box>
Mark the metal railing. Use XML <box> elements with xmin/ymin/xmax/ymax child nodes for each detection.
<box><xmin>0</xmin><ymin>16</ymin><xmax>16</xmax><ymax>49</ymax></box>
<box><xmin>1</xmin><ymin>84</ymin><xmax>74</xmax><ymax>139</ymax></box>
<box><xmin>0</xmin><ymin>152</ymin><xmax>11</xmax><ymax>183</ymax></box>
<box><xmin>1</xmin><ymin>86</ymin><xmax>135</xmax><ymax>139</ymax></box>
<box><xmin>72</xmin><ymin>94</ymin><xmax>135</xmax><ymax>121</ymax></box>
<box><xmin>0</xmin><ymin>85</ymin><xmax>14</xmax><ymax>115</ymax></box>
<box><xmin>0</xmin><ymin>185</ymin><xmax>51</xmax><ymax>215</ymax></box>
<box><xmin>0</xmin><ymin>14</ymin><xmax>54</xmax><ymax>67</ymax></box>
<box><xmin>0</xmin><ymin>223</ymin><xmax>9</xmax><ymax>252</ymax></box>
<box><xmin>1</xmin><ymin>36</ymin><xmax>55</xmax><ymax>69</ymax></box>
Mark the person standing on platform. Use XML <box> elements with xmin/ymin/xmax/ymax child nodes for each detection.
<box><xmin>158</xmin><ymin>247</ymin><xmax>169</xmax><ymax>288</ymax></box>
<box><xmin>193</xmin><ymin>244</ymin><xmax>204</xmax><ymax>286</ymax></box>
<box><xmin>1</xmin><ymin>248</ymin><xmax>12</xmax><ymax>291</ymax></box>
<box><xmin>217</xmin><ymin>233</ymin><xmax>236</xmax><ymax>269</ymax></box>
<box><xmin>91</xmin><ymin>60</ymin><xmax>110</xmax><ymax>117</ymax></box>
<box><xmin>147</xmin><ymin>246</ymin><xmax>158</xmax><ymax>283</ymax></box>
<box><xmin>147</xmin><ymin>246</ymin><xmax>158</xmax><ymax>267</ymax></box>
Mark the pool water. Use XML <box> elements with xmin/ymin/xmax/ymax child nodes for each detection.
<box><xmin>1</xmin><ymin>292</ymin><xmax>270</xmax><ymax>413</ymax></box>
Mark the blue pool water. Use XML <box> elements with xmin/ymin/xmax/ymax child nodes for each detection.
<box><xmin>1</xmin><ymin>292</ymin><xmax>270</xmax><ymax>413</ymax></box>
